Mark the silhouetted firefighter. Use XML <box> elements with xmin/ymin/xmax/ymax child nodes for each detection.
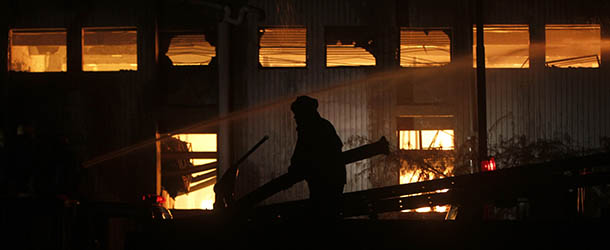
<box><xmin>289</xmin><ymin>96</ymin><xmax>345</xmax><ymax>219</ymax></box>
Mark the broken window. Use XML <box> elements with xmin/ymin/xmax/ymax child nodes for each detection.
<box><xmin>400</xmin><ymin>29</ymin><xmax>451</xmax><ymax>67</ymax></box>
<box><xmin>170</xmin><ymin>133</ymin><xmax>217</xmax><ymax>210</ymax></box>
<box><xmin>82</xmin><ymin>27</ymin><xmax>137</xmax><ymax>71</ymax></box>
<box><xmin>545</xmin><ymin>24</ymin><xmax>600</xmax><ymax>68</ymax></box>
<box><xmin>166</xmin><ymin>34</ymin><xmax>216</xmax><ymax>66</ymax></box>
<box><xmin>9</xmin><ymin>28</ymin><xmax>67</xmax><ymax>72</ymax></box>
<box><xmin>399</xmin><ymin>129</ymin><xmax>455</xmax><ymax>150</ymax></box>
<box><xmin>258</xmin><ymin>27</ymin><xmax>306</xmax><ymax>67</ymax></box>
<box><xmin>473</xmin><ymin>25</ymin><xmax>530</xmax><ymax>68</ymax></box>
<box><xmin>397</xmin><ymin>116</ymin><xmax>454</xmax><ymax>214</ymax></box>
<box><xmin>325</xmin><ymin>26</ymin><xmax>376</xmax><ymax>67</ymax></box>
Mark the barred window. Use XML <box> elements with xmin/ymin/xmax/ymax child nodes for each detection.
<box><xmin>259</xmin><ymin>27</ymin><xmax>306</xmax><ymax>67</ymax></box>
<box><xmin>325</xmin><ymin>26</ymin><xmax>376</xmax><ymax>67</ymax></box>
<box><xmin>401</xmin><ymin>29</ymin><xmax>451</xmax><ymax>67</ymax></box>
<box><xmin>545</xmin><ymin>24</ymin><xmax>600</xmax><ymax>68</ymax></box>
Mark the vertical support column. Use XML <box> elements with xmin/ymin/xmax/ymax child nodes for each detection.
<box><xmin>217</xmin><ymin>21</ymin><xmax>231</xmax><ymax>188</ymax></box>
<box><xmin>529</xmin><ymin>4</ymin><xmax>546</xmax><ymax>72</ymax></box>
<box><xmin>67</xmin><ymin>12</ymin><xmax>82</xmax><ymax>73</ymax></box>
<box><xmin>0</xmin><ymin>2</ymin><xmax>8</xmax><ymax>146</ymax></box>
<box><xmin>475</xmin><ymin>0</ymin><xmax>488</xmax><ymax>166</ymax></box>
<box><xmin>138</xmin><ymin>6</ymin><xmax>160</xmax><ymax>196</ymax></box>
<box><xmin>451</xmin><ymin>0</ymin><xmax>476</xmax><ymax>174</ymax></box>
<box><xmin>600</xmin><ymin>18</ymin><xmax>610</xmax><ymax>71</ymax></box>
<box><xmin>155</xmin><ymin>131</ymin><xmax>162</xmax><ymax>195</ymax></box>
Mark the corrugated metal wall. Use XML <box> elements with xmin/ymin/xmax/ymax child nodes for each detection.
<box><xmin>6</xmin><ymin>1</ymin><xmax>159</xmax><ymax>201</ymax></box>
<box><xmin>484</xmin><ymin>0</ymin><xmax>610</xmax><ymax>162</ymax></box>
<box><xmin>486</xmin><ymin>69</ymin><xmax>610</xmax><ymax>151</ymax></box>
<box><xmin>233</xmin><ymin>0</ymin><xmax>392</xmax><ymax>204</ymax></box>
<box><xmin>231</xmin><ymin>0</ymin><xmax>610</xmax><ymax>205</ymax></box>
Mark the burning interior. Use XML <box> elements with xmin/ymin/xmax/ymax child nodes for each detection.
<box><xmin>82</xmin><ymin>27</ymin><xmax>137</xmax><ymax>71</ymax></box>
<box><xmin>165</xmin><ymin>134</ymin><xmax>218</xmax><ymax>210</ymax></box>
<box><xmin>258</xmin><ymin>27</ymin><xmax>307</xmax><ymax>67</ymax></box>
<box><xmin>473</xmin><ymin>24</ymin><xmax>530</xmax><ymax>68</ymax></box>
<box><xmin>545</xmin><ymin>24</ymin><xmax>600</xmax><ymax>68</ymax></box>
<box><xmin>166</xmin><ymin>34</ymin><xmax>216</xmax><ymax>66</ymax></box>
<box><xmin>325</xmin><ymin>26</ymin><xmax>376</xmax><ymax>67</ymax></box>
<box><xmin>400</xmin><ymin>28</ymin><xmax>451</xmax><ymax>67</ymax></box>
<box><xmin>9</xmin><ymin>28</ymin><xmax>67</xmax><ymax>72</ymax></box>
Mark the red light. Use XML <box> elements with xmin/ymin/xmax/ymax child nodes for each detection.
<box><xmin>142</xmin><ymin>194</ymin><xmax>165</xmax><ymax>204</ymax></box>
<box><xmin>481</xmin><ymin>157</ymin><xmax>496</xmax><ymax>172</ymax></box>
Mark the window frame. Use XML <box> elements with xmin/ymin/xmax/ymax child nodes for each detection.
<box><xmin>544</xmin><ymin>24</ymin><xmax>601</xmax><ymax>69</ymax></box>
<box><xmin>81</xmin><ymin>26</ymin><xmax>138</xmax><ymax>72</ymax></box>
<box><xmin>164</xmin><ymin>32</ymin><xmax>217</xmax><ymax>67</ymax></box>
<box><xmin>399</xmin><ymin>27</ymin><xmax>453</xmax><ymax>68</ymax></box>
<box><xmin>8</xmin><ymin>27</ymin><xmax>68</xmax><ymax>73</ymax></box>
<box><xmin>257</xmin><ymin>26</ymin><xmax>308</xmax><ymax>69</ymax></box>
<box><xmin>396</xmin><ymin>115</ymin><xmax>455</xmax><ymax>151</ymax></box>
<box><xmin>472</xmin><ymin>24</ymin><xmax>531</xmax><ymax>69</ymax></box>
<box><xmin>324</xmin><ymin>26</ymin><xmax>377</xmax><ymax>68</ymax></box>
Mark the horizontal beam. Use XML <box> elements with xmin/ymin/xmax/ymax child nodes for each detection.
<box><xmin>235</xmin><ymin>137</ymin><xmax>390</xmax><ymax>209</ymax></box>
<box><xmin>250</xmin><ymin>153</ymin><xmax>610</xmax><ymax>219</ymax></box>
<box><xmin>163</xmin><ymin>162</ymin><xmax>217</xmax><ymax>176</ymax></box>
<box><xmin>163</xmin><ymin>152</ymin><xmax>217</xmax><ymax>159</ymax></box>
<box><xmin>192</xmin><ymin>171</ymin><xmax>217</xmax><ymax>182</ymax></box>
<box><xmin>189</xmin><ymin>177</ymin><xmax>217</xmax><ymax>193</ymax></box>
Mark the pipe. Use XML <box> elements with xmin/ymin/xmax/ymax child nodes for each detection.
<box><xmin>222</xmin><ymin>5</ymin><xmax>264</xmax><ymax>25</ymax></box>
<box><xmin>475</xmin><ymin>0</ymin><xmax>488</xmax><ymax>169</ymax></box>
<box><xmin>185</xmin><ymin>0</ymin><xmax>265</xmax><ymax>25</ymax></box>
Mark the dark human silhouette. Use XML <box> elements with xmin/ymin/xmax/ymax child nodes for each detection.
<box><xmin>289</xmin><ymin>96</ymin><xmax>345</xmax><ymax>220</ymax></box>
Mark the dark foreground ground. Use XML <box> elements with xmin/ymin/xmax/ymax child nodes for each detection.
<box><xmin>128</xmin><ymin>215</ymin><xmax>608</xmax><ymax>250</ymax></box>
<box><xmin>3</xmin><ymin>196</ymin><xmax>608</xmax><ymax>250</ymax></box>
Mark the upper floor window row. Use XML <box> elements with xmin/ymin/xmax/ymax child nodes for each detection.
<box><xmin>9</xmin><ymin>27</ymin><xmax>137</xmax><ymax>72</ymax></box>
<box><xmin>9</xmin><ymin>24</ymin><xmax>601</xmax><ymax>72</ymax></box>
<box><xmin>472</xmin><ymin>24</ymin><xmax>600</xmax><ymax>68</ymax></box>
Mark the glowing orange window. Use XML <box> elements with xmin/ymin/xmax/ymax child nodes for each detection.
<box><xmin>401</xmin><ymin>29</ymin><xmax>451</xmax><ymax>67</ymax></box>
<box><xmin>166</xmin><ymin>34</ymin><xmax>216</xmax><ymax>66</ymax></box>
<box><xmin>82</xmin><ymin>27</ymin><xmax>137</xmax><ymax>71</ymax></box>
<box><xmin>325</xmin><ymin>26</ymin><xmax>376</xmax><ymax>67</ymax></box>
<box><xmin>399</xmin><ymin>129</ymin><xmax>455</xmax><ymax>150</ymax></box>
<box><xmin>259</xmin><ymin>27</ymin><xmax>306</xmax><ymax>67</ymax></box>
<box><xmin>545</xmin><ymin>24</ymin><xmax>600</xmax><ymax>68</ymax></box>
<box><xmin>473</xmin><ymin>25</ymin><xmax>530</xmax><ymax>68</ymax></box>
<box><xmin>171</xmin><ymin>133</ymin><xmax>217</xmax><ymax>210</ymax></box>
<box><xmin>9</xmin><ymin>28</ymin><xmax>67</xmax><ymax>72</ymax></box>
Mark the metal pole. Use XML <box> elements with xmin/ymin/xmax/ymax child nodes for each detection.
<box><xmin>217</xmin><ymin>20</ymin><xmax>231</xmax><ymax>197</ymax></box>
<box><xmin>475</xmin><ymin>0</ymin><xmax>488</xmax><ymax>168</ymax></box>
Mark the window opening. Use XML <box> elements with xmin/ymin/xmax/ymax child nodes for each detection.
<box><xmin>400</xmin><ymin>29</ymin><xmax>451</xmax><ymax>67</ymax></box>
<box><xmin>170</xmin><ymin>133</ymin><xmax>217</xmax><ymax>210</ymax></box>
<box><xmin>82</xmin><ymin>27</ymin><xmax>137</xmax><ymax>71</ymax></box>
<box><xmin>473</xmin><ymin>25</ymin><xmax>530</xmax><ymax>68</ymax></box>
<box><xmin>259</xmin><ymin>27</ymin><xmax>306</xmax><ymax>67</ymax></box>
<box><xmin>545</xmin><ymin>24</ymin><xmax>600</xmax><ymax>68</ymax></box>
<box><xmin>166</xmin><ymin>34</ymin><xmax>216</xmax><ymax>66</ymax></box>
<box><xmin>399</xmin><ymin>129</ymin><xmax>455</xmax><ymax>150</ymax></box>
<box><xmin>325</xmin><ymin>26</ymin><xmax>376</xmax><ymax>67</ymax></box>
<box><xmin>397</xmin><ymin>116</ymin><xmax>454</xmax><ymax>214</ymax></box>
<box><xmin>9</xmin><ymin>28</ymin><xmax>67</xmax><ymax>72</ymax></box>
